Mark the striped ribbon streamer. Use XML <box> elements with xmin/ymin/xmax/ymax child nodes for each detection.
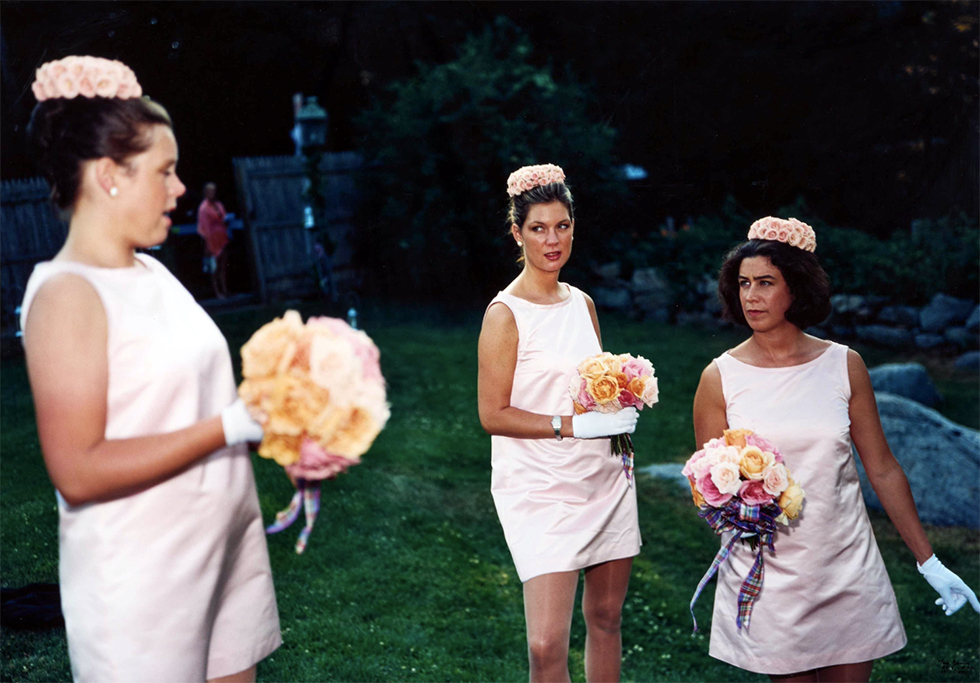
<box><xmin>294</xmin><ymin>484</ymin><xmax>322</xmax><ymax>555</ymax></box>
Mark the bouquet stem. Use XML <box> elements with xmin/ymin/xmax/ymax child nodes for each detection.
<box><xmin>611</xmin><ymin>434</ymin><xmax>635</xmax><ymax>487</ymax></box>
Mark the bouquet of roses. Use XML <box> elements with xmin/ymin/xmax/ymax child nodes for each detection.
<box><xmin>568</xmin><ymin>352</ymin><xmax>659</xmax><ymax>487</ymax></box>
<box><xmin>684</xmin><ymin>428</ymin><xmax>805</xmax><ymax>630</ymax></box>
<box><xmin>239</xmin><ymin>310</ymin><xmax>389</xmax><ymax>553</ymax></box>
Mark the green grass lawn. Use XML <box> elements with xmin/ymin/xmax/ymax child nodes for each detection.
<box><xmin>2</xmin><ymin>304</ymin><xmax>978</xmax><ymax>682</ymax></box>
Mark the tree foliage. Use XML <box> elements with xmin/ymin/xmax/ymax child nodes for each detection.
<box><xmin>354</xmin><ymin>17</ymin><xmax>625</xmax><ymax>303</ymax></box>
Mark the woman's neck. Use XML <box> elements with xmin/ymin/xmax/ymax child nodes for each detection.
<box><xmin>57</xmin><ymin>208</ymin><xmax>137</xmax><ymax>268</ymax></box>
<box><xmin>748</xmin><ymin>324</ymin><xmax>810</xmax><ymax>364</ymax></box>
<box><xmin>511</xmin><ymin>265</ymin><xmax>565</xmax><ymax>304</ymax></box>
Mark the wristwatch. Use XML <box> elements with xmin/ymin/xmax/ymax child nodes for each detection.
<box><xmin>551</xmin><ymin>415</ymin><xmax>563</xmax><ymax>441</ymax></box>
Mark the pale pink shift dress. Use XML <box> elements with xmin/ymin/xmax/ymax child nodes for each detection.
<box><xmin>487</xmin><ymin>285</ymin><xmax>641</xmax><ymax>583</ymax></box>
<box><xmin>20</xmin><ymin>254</ymin><xmax>281</xmax><ymax>682</ymax></box>
<box><xmin>709</xmin><ymin>342</ymin><xmax>906</xmax><ymax>674</ymax></box>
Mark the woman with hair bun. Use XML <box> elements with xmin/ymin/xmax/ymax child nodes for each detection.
<box><xmin>692</xmin><ymin>217</ymin><xmax>978</xmax><ymax>682</ymax></box>
<box><xmin>478</xmin><ymin>164</ymin><xmax>641</xmax><ymax>682</ymax></box>
<box><xmin>20</xmin><ymin>56</ymin><xmax>280</xmax><ymax>682</ymax></box>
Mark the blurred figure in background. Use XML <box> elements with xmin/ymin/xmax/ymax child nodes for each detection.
<box><xmin>197</xmin><ymin>182</ymin><xmax>230</xmax><ymax>299</ymax></box>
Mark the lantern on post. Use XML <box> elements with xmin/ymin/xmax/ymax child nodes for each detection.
<box><xmin>292</xmin><ymin>95</ymin><xmax>328</xmax><ymax>155</ymax></box>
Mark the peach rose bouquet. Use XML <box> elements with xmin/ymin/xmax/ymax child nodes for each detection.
<box><xmin>685</xmin><ymin>429</ymin><xmax>804</xmax><ymax>631</ymax></box>
<box><xmin>568</xmin><ymin>351</ymin><xmax>659</xmax><ymax>487</ymax></box>
<box><xmin>238</xmin><ymin>310</ymin><xmax>389</xmax><ymax>553</ymax></box>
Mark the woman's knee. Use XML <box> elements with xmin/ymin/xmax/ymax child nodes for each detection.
<box><xmin>583</xmin><ymin>600</ymin><xmax>623</xmax><ymax>635</ymax></box>
<box><xmin>527</xmin><ymin>634</ymin><xmax>569</xmax><ymax>668</ymax></box>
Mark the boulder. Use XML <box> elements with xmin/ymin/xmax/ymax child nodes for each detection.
<box><xmin>830</xmin><ymin>294</ymin><xmax>865</xmax><ymax>316</ymax></box>
<box><xmin>591</xmin><ymin>286</ymin><xmax>631</xmax><ymax>310</ymax></box>
<box><xmin>878</xmin><ymin>305</ymin><xmax>920</xmax><ymax>328</ymax></box>
<box><xmin>944</xmin><ymin>326</ymin><xmax>979</xmax><ymax>350</ymax></box>
<box><xmin>593</xmin><ymin>261</ymin><xmax>622</xmax><ymax>281</ymax></box>
<box><xmin>919</xmin><ymin>293</ymin><xmax>975</xmax><ymax>332</ymax></box>
<box><xmin>854</xmin><ymin>393</ymin><xmax>979</xmax><ymax>528</ymax></box>
<box><xmin>855</xmin><ymin>325</ymin><xmax>913</xmax><ymax>348</ymax></box>
<box><xmin>638</xmin><ymin>463</ymin><xmax>689</xmax><ymax>489</ymax></box>
<box><xmin>967</xmin><ymin>305</ymin><xmax>980</xmax><ymax>333</ymax></box>
<box><xmin>914</xmin><ymin>333</ymin><xmax>946</xmax><ymax>350</ymax></box>
<box><xmin>868</xmin><ymin>363</ymin><xmax>942</xmax><ymax>407</ymax></box>
<box><xmin>631</xmin><ymin>267</ymin><xmax>668</xmax><ymax>293</ymax></box>
<box><xmin>954</xmin><ymin>351</ymin><xmax>980</xmax><ymax>372</ymax></box>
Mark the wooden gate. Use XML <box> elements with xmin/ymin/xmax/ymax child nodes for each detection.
<box><xmin>0</xmin><ymin>177</ymin><xmax>67</xmax><ymax>346</ymax></box>
<box><xmin>232</xmin><ymin>152</ymin><xmax>362</xmax><ymax>303</ymax></box>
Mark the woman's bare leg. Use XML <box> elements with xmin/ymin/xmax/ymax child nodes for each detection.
<box><xmin>208</xmin><ymin>664</ymin><xmax>256</xmax><ymax>683</ymax></box>
<box><xmin>770</xmin><ymin>660</ymin><xmax>873</xmax><ymax>683</ymax></box>
<box><xmin>524</xmin><ymin>570</ymin><xmax>580</xmax><ymax>683</ymax></box>
<box><xmin>582</xmin><ymin>558</ymin><xmax>632</xmax><ymax>683</ymax></box>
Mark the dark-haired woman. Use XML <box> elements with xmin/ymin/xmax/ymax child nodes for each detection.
<box><xmin>692</xmin><ymin>217</ymin><xmax>978</xmax><ymax>682</ymax></box>
<box><xmin>478</xmin><ymin>164</ymin><xmax>641</xmax><ymax>683</ymax></box>
<box><xmin>20</xmin><ymin>56</ymin><xmax>280</xmax><ymax>682</ymax></box>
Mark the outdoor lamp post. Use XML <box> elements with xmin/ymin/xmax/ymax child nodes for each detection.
<box><xmin>292</xmin><ymin>94</ymin><xmax>333</xmax><ymax>300</ymax></box>
<box><xmin>293</xmin><ymin>95</ymin><xmax>328</xmax><ymax>155</ymax></box>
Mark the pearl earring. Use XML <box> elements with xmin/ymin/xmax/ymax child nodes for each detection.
<box><xmin>110</xmin><ymin>187</ymin><xmax>119</xmax><ymax>197</ymax></box>
<box><xmin>517</xmin><ymin>241</ymin><xmax>523</xmax><ymax>247</ymax></box>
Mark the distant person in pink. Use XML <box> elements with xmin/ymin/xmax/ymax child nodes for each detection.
<box><xmin>197</xmin><ymin>182</ymin><xmax>230</xmax><ymax>298</ymax></box>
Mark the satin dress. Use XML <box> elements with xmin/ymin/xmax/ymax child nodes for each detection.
<box><xmin>487</xmin><ymin>285</ymin><xmax>641</xmax><ymax>583</ymax></box>
<box><xmin>709</xmin><ymin>342</ymin><xmax>906</xmax><ymax>674</ymax></box>
<box><xmin>21</xmin><ymin>254</ymin><xmax>281</xmax><ymax>682</ymax></box>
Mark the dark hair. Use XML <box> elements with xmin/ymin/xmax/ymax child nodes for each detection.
<box><xmin>717</xmin><ymin>239</ymin><xmax>832</xmax><ymax>329</ymax></box>
<box><xmin>27</xmin><ymin>96</ymin><xmax>173</xmax><ymax>215</ymax></box>
<box><xmin>507</xmin><ymin>182</ymin><xmax>575</xmax><ymax>228</ymax></box>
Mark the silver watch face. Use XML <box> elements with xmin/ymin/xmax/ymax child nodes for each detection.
<box><xmin>552</xmin><ymin>415</ymin><xmax>561</xmax><ymax>429</ymax></box>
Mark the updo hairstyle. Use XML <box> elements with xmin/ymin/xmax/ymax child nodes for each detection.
<box><xmin>507</xmin><ymin>182</ymin><xmax>575</xmax><ymax>230</ymax></box>
<box><xmin>27</xmin><ymin>97</ymin><xmax>172</xmax><ymax>215</ymax></box>
<box><xmin>717</xmin><ymin>239</ymin><xmax>832</xmax><ymax>329</ymax></box>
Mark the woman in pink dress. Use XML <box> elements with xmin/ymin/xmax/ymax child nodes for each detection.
<box><xmin>692</xmin><ymin>217</ymin><xmax>978</xmax><ymax>682</ymax></box>
<box><xmin>197</xmin><ymin>182</ymin><xmax>230</xmax><ymax>299</ymax></box>
<box><xmin>21</xmin><ymin>56</ymin><xmax>280</xmax><ymax>682</ymax></box>
<box><xmin>478</xmin><ymin>164</ymin><xmax>641</xmax><ymax>683</ymax></box>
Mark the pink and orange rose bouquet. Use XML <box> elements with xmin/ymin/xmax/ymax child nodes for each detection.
<box><xmin>238</xmin><ymin>311</ymin><xmax>389</xmax><ymax>553</ymax></box>
<box><xmin>568</xmin><ymin>352</ymin><xmax>659</xmax><ymax>486</ymax></box>
<box><xmin>684</xmin><ymin>429</ymin><xmax>805</xmax><ymax>630</ymax></box>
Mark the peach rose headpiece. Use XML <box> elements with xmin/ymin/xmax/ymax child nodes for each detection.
<box><xmin>32</xmin><ymin>56</ymin><xmax>143</xmax><ymax>102</ymax></box>
<box><xmin>506</xmin><ymin>163</ymin><xmax>566</xmax><ymax>197</ymax></box>
<box><xmin>747</xmin><ymin>216</ymin><xmax>816</xmax><ymax>253</ymax></box>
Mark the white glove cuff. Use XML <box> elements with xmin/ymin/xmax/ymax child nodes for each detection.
<box><xmin>917</xmin><ymin>554</ymin><xmax>940</xmax><ymax>574</ymax></box>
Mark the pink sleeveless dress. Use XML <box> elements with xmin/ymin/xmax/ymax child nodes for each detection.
<box><xmin>709</xmin><ymin>342</ymin><xmax>906</xmax><ymax>674</ymax></box>
<box><xmin>20</xmin><ymin>254</ymin><xmax>281</xmax><ymax>682</ymax></box>
<box><xmin>487</xmin><ymin>285</ymin><xmax>641</xmax><ymax>583</ymax></box>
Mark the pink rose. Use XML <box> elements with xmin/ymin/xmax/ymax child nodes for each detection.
<box><xmin>762</xmin><ymin>463</ymin><xmax>789</xmax><ymax>496</ymax></box>
<box><xmin>682</xmin><ymin>448</ymin><xmax>705</xmax><ymax>479</ymax></box>
<box><xmin>32</xmin><ymin>81</ymin><xmax>48</xmax><ymax>101</ymax></box>
<box><xmin>95</xmin><ymin>74</ymin><xmax>119</xmax><ymax>98</ymax></box>
<box><xmin>78</xmin><ymin>75</ymin><xmax>96</xmax><ymax>98</ymax></box>
<box><xmin>56</xmin><ymin>75</ymin><xmax>79</xmax><ymax>99</ymax></box>
<box><xmin>697</xmin><ymin>470</ymin><xmax>733</xmax><ymax>507</ymax></box>
<box><xmin>284</xmin><ymin>437</ymin><xmax>359</xmax><ymax>480</ymax></box>
<box><xmin>641</xmin><ymin>376</ymin><xmax>659</xmax><ymax>407</ymax></box>
<box><xmin>738</xmin><ymin>479</ymin><xmax>773</xmax><ymax>506</ymax></box>
<box><xmin>622</xmin><ymin>355</ymin><xmax>653</xmax><ymax>381</ymax></box>
<box><xmin>709</xmin><ymin>461</ymin><xmax>742</xmax><ymax>496</ymax></box>
<box><xmin>745</xmin><ymin>433</ymin><xmax>781</xmax><ymax>462</ymax></box>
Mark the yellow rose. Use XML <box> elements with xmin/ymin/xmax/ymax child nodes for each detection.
<box><xmin>588</xmin><ymin>375</ymin><xmax>621</xmax><ymax>404</ymax></box>
<box><xmin>268</xmin><ymin>374</ymin><xmax>331</xmax><ymax>437</ymax></box>
<box><xmin>688</xmin><ymin>477</ymin><xmax>705</xmax><ymax>507</ymax></box>
<box><xmin>240</xmin><ymin>311</ymin><xmax>305</xmax><ymax>378</ymax></box>
<box><xmin>626</xmin><ymin>377</ymin><xmax>646</xmax><ymax>399</ymax></box>
<box><xmin>258</xmin><ymin>433</ymin><xmax>302</xmax><ymax>466</ymax></box>
<box><xmin>778</xmin><ymin>479</ymin><xmax>805</xmax><ymax>520</ymax></box>
<box><xmin>577</xmin><ymin>355</ymin><xmax>611</xmax><ymax>379</ymax></box>
<box><xmin>724</xmin><ymin>428</ymin><xmax>753</xmax><ymax>448</ymax></box>
<box><xmin>573</xmin><ymin>401</ymin><xmax>588</xmax><ymax>415</ymax></box>
<box><xmin>614</xmin><ymin>372</ymin><xmax>629</xmax><ymax>389</ymax></box>
<box><xmin>317</xmin><ymin>405</ymin><xmax>382</xmax><ymax>459</ymax></box>
<box><xmin>738</xmin><ymin>446</ymin><xmax>774</xmax><ymax>480</ymax></box>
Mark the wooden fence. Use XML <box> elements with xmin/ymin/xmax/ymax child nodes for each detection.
<box><xmin>232</xmin><ymin>152</ymin><xmax>362</xmax><ymax>303</ymax></box>
<box><xmin>0</xmin><ymin>177</ymin><xmax>67</xmax><ymax>344</ymax></box>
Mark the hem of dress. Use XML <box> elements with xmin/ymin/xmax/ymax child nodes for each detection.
<box><xmin>206</xmin><ymin>632</ymin><xmax>283</xmax><ymax>679</ymax></box>
<box><xmin>517</xmin><ymin>545</ymin><xmax>641</xmax><ymax>584</ymax></box>
<box><xmin>709</xmin><ymin>633</ymin><xmax>907</xmax><ymax>675</ymax></box>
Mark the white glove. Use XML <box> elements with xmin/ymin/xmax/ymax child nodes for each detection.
<box><xmin>572</xmin><ymin>407</ymin><xmax>639</xmax><ymax>439</ymax></box>
<box><xmin>917</xmin><ymin>555</ymin><xmax>980</xmax><ymax>616</ymax></box>
<box><xmin>220</xmin><ymin>398</ymin><xmax>264</xmax><ymax>446</ymax></box>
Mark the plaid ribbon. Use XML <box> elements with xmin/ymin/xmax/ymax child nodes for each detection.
<box><xmin>689</xmin><ymin>499</ymin><xmax>780</xmax><ymax>632</ymax></box>
<box><xmin>265</xmin><ymin>479</ymin><xmax>323</xmax><ymax>555</ymax></box>
<box><xmin>619</xmin><ymin>434</ymin><xmax>635</xmax><ymax>488</ymax></box>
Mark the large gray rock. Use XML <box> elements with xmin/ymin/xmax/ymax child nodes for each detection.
<box><xmin>592</xmin><ymin>286</ymin><xmax>631</xmax><ymax>310</ymax></box>
<box><xmin>967</xmin><ymin>305</ymin><xmax>980</xmax><ymax>333</ymax></box>
<box><xmin>855</xmin><ymin>325</ymin><xmax>913</xmax><ymax>348</ymax></box>
<box><xmin>878</xmin><ymin>305</ymin><xmax>920</xmax><ymax>328</ymax></box>
<box><xmin>954</xmin><ymin>351</ymin><xmax>980</xmax><ymax>372</ymax></box>
<box><xmin>631</xmin><ymin>267</ymin><xmax>668</xmax><ymax>293</ymax></box>
<box><xmin>944</xmin><ymin>326</ymin><xmax>979</xmax><ymax>350</ymax></box>
<box><xmin>868</xmin><ymin>363</ymin><xmax>942</xmax><ymax>407</ymax></box>
<box><xmin>914</xmin><ymin>333</ymin><xmax>946</xmax><ymax>350</ymax></box>
<box><xmin>638</xmin><ymin>463</ymin><xmax>689</xmax><ymax>489</ymax></box>
<box><xmin>854</xmin><ymin>393</ymin><xmax>979</xmax><ymax>528</ymax></box>
<box><xmin>919</xmin><ymin>294</ymin><xmax>975</xmax><ymax>332</ymax></box>
<box><xmin>593</xmin><ymin>262</ymin><xmax>622</xmax><ymax>281</ymax></box>
<box><xmin>831</xmin><ymin>294</ymin><xmax>866</xmax><ymax>316</ymax></box>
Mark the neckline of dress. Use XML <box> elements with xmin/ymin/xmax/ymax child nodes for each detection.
<box><xmin>723</xmin><ymin>342</ymin><xmax>836</xmax><ymax>371</ymax></box>
<box><xmin>43</xmin><ymin>252</ymin><xmax>153</xmax><ymax>275</ymax></box>
<box><xmin>499</xmin><ymin>283</ymin><xmax>574</xmax><ymax>309</ymax></box>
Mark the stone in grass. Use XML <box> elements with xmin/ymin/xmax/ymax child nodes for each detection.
<box><xmin>944</xmin><ymin>326</ymin><xmax>979</xmax><ymax>350</ymax></box>
<box><xmin>638</xmin><ymin>463</ymin><xmax>689</xmax><ymax>490</ymax></box>
<box><xmin>592</xmin><ymin>286</ymin><xmax>631</xmax><ymax>310</ymax></box>
<box><xmin>954</xmin><ymin>351</ymin><xmax>980</xmax><ymax>372</ymax></box>
<box><xmin>915</xmin><ymin>333</ymin><xmax>946</xmax><ymax>350</ymax></box>
<box><xmin>855</xmin><ymin>325</ymin><xmax>913</xmax><ymax>348</ymax></box>
<box><xmin>868</xmin><ymin>363</ymin><xmax>942</xmax><ymax>408</ymax></box>
<box><xmin>919</xmin><ymin>293</ymin><xmax>975</xmax><ymax>333</ymax></box>
<box><xmin>854</xmin><ymin>393</ymin><xmax>978</xmax><ymax>528</ymax></box>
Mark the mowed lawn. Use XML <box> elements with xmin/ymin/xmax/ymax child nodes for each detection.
<box><xmin>2</xmin><ymin>302</ymin><xmax>978</xmax><ymax>682</ymax></box>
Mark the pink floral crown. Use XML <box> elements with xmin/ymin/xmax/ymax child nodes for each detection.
<box><xmin>747</xmin><ymin>216</ymin><xmax>816</xmax><ymax>253</ymax></box>
<box><xmin>32</xmin><ymin>56</ymin><xmax>142</xmax><ymax>102</ymax></box>
<box><xmin>506</xmin><ymin>164</ymin><xmax>566</xmax><ymax>197</ymax></box>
